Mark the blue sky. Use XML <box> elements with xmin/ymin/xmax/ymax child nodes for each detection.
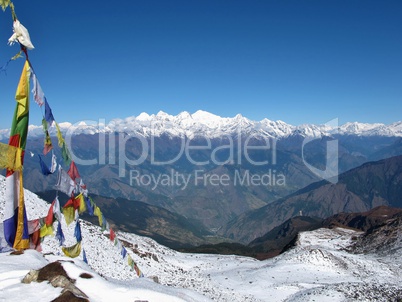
<box><xmin>0</xmin><ymin>0</ymin><xmax>401</xmax><ymax>128</ymax></box>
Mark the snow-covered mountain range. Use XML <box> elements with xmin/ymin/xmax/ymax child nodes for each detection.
<box><xmin>1</xmin><ymin>175</ymin><xmax>401</xmax><ymax>301</ymax></box>
<box><xmin>1</xmin><ymin>110</ymin><xmax>402</xmax><ymax>140</ymax></box>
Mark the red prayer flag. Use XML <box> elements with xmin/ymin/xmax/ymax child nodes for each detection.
<box><xmin>64</xmin><ymin>195</ymin><xmax>81</xmax><ymax>210</ymax></box>
<box><xmin>67</xmin><ymin>161</ymin><xmax>80</xmax><ymax>182</ymax></box>
<box><xmin>110</xmin><ymin>228</ymin><xmax>116</xmax><ymax>241</ymax></box>
<box><xmin>45</xmin><ymin>200</ymin><xmax>55</xmax><ymax>226</ymax></box>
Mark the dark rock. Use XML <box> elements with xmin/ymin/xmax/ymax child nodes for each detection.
<box><xmin>37</xmin><ymin>261</ymin><xmax>72</xmax><ymax>283</ymax></box>
<box><xmin>79</xmin><ymin>273</ymin><xmax>93</xmax><ymax>279</ymax></box>
<box><xmin>51</xmin><ymin>291</ymin><xmax>89</xmax><ymax>302</ymax></box>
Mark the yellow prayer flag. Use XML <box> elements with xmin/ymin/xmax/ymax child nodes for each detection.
<box><xmin>63</xmin><ymin>206</ymin><xmax>75</xmax><ymax>226</ymax></box>
<box><xmin>62</xmin><ymin>242</ymin><xmax>82</xmax><ymax>258</ymax></box>
<box><xmin>94</xmin><ymin>206</ymin><xmax>103</xmax><ymax>227</ymax></box>
<box><xmin>0</xmin><ymin>0</ymin><xmax>11</xmax><ymax>11</ymax></box>
<box><xmin>128</xmin><ymin>255</ymin><xmax>133</xmax><ymax>267</ymax></box>
<box><xmin>78</xmin><ymin>194</ymin><xmax>87</xmax><ymax>214</ymax></box>
<box><xmin>15</xmin><ymin>60</ymin><xmax>30</xmax><ymax>119</ymax></box>
<box><xmin>39</xmin><ymin>224</ymin><xmax>54</xmax><ymax>238</ymax></box>
<box><xmin>0</xmin><ymin>143</ymin><xmax>23</xmax><ymax>171</ymax></box>
<box><xmin>55</xmin><ymin>122</ymin><xmax>64</xmax><ymax>147</ymax></box>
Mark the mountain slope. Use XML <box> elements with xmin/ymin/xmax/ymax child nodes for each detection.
<box><xmin>35</xmin><ymin>190</ymin><xmax>211</xmax><ymax>249</ymax></box>
<box><xmin>219</xmin><ymin>155</ymin><xmax>402</xmax><ymax>243</ymax></box>
<box><xmin>3</xmin><ymin>111</ymin><xmax>402</xmax><ymax>234</ymax></box>
<box><xmin>248</xmin><ymin>216</ymin><xmax>322</xmax><ymax>259</ymax></box>
<box><xmin>322</xmin><ymin>205</ymin><xmax>402</xmax><ymax>231</ymax></box>
<box><xmin>1</xmin><ymin>176</ymin><xmax>402</xmax><ymax>301</ymax></box>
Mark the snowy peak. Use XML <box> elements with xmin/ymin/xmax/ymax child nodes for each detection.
<box><xmin>191</xmin><ymin>110</ymin><xmax>221</xmax><ymax>122</ymax></box>
<box><xmin>0</xmin><ymin>110</ymin><xmax>401</xmax><ymax>140</ymax></box>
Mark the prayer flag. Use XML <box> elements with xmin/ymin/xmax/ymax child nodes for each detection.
<box><xmin>84</xmin><ymin>196</ymin><xmax>94</xmax><ymax>216</ymax></box>
<box><xmin>38</xmin><ymin>154</ymin><xmax>52</xmax><ymax>176</ymax></box>
<box><xmin>45</xmin><ymin>200</ymin><xmax>55</xmax><ymax>226</ymax></box>
<box><xmin>74</xmin><ymin>220</ymin><xmax>82</xmax><ymax>242</ymax></box>
<box><xmin>64</xmin><ymin>194</ymin><xmax>81</xmax><ymax>210</ymax></box>
<box><xmin>42</xmin><ymin>118</ymin><xmax>53</xmax><ymax>155</ymax></box>
<box><xmin>61</xmin><ymin>142</ymin><xmax>72</xmax><ymax>166</ymax></box>
<box><xmin>67</xmin><ymin>161</ymin><xmax>80</xmax><ymax>182</ymax></box>
<box><xmin>63</xmin><ymin>206</ymin><xmax>75</xmax><ymax>226</ymax></box>
<box><xmin>50</xmin><ymin>152</ymin><xmax>57</xmax><ymax>173</ymax></box>
<box><xmin>55</xmin><ymin>165</ymin><xmax>75</xmax><ymax>196</ymax></box>
<box><xmin>39</xmin><ymin>223</ymin><xmax>53</xmax><ymax>238</ymax></box>
<box><xmin>28</xmin><ymin>219</ymin><xmax>41</xmax><ymax>251</ymax></box>
<box><xmin>53</xmin><ymin>196</ymin><xmax>62</xmax><ymax>222</ymax></box>
<box><xmin>44</xmin><ymin>98</ymin><xmax>55</xmax><ymax>127</ymax></box>
<box><xmin>31</xmin><ymin>73</ymin><xmax>44</xmax><ymax>106</ymax></box>
<box><xmin>121</xmin><ymin>247</ymin><xmax>127</xmax><ymax>259</ymax></box>
<box><xmin>83</xmin><ymin>249</ymin><xmax>88</xmax><ymax>264</ymax></box>
<box><xmin>79</xmin><ymin>179</ymin><xmax>88</xmax><ymax>196</ymax></box>
<box><xmin>4</xmin><ymin>60</ymin><xmax>31</xmax><ymax>250</ymax></box>
<box><xmin>0</xmin><ymin>143</ymin><xmax>23</xmax><ymax>171</ymax></box>
<box><xmin>78</xmin><ymin>194</ymin><xmax>87</xmax><ymax>214</ymax></box>
<box><xmin>8</xmin><ymin>20</ymin><xmax>35</xmax><ymax>50</ymax></box>
<box><xmin>55</xmin><ymin>222</ymin><xmax>65</xmax><ymax>246</ymax></box>
<box><xmin>110</xmin><ymin>228</ymin><xmax>116</xmax><ymax>242</ymax></box>
<box><xmin>94</xmin><ymin>206</ymin><xmax>103</xmax><ymax>227</ymax></box>
<box><xmin>62</xmin><ymin>242</ymin><xmax>82</xmax><ymax>258</ymax></box>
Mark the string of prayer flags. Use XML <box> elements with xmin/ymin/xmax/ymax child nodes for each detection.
<box><xmin>1</xmin><ymin>3</ymin><xmax>144</xmax><ymax>277</ymax></box>
<box><xmin>0</xmin><ymin>50</ymin><xmax>23</xmax><ymax>74</ymax></box>
<box><xmin>62</xmin><ymin>241</ymin><xmax>82</xmax><ymax>258</ymax></box>
<box><xmin>128</xmin><ymin>254</ymin><xmax>144</xmax><ymax>277</ymax></box>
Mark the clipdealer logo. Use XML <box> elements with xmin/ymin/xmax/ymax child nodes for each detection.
<box><xmin>129</xmin><ymin>169</ymin><xmax>286</xmax><ymax>191</ymax></box>
<box><xmin>301</xmin><ymin>118</ymin><xmax>339</xmax><ymax>184</ymax></box>
<box><xmin>63</xmin><ymin>117</ymin><xmax>339</xmax><ymax>189</ymax></box>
